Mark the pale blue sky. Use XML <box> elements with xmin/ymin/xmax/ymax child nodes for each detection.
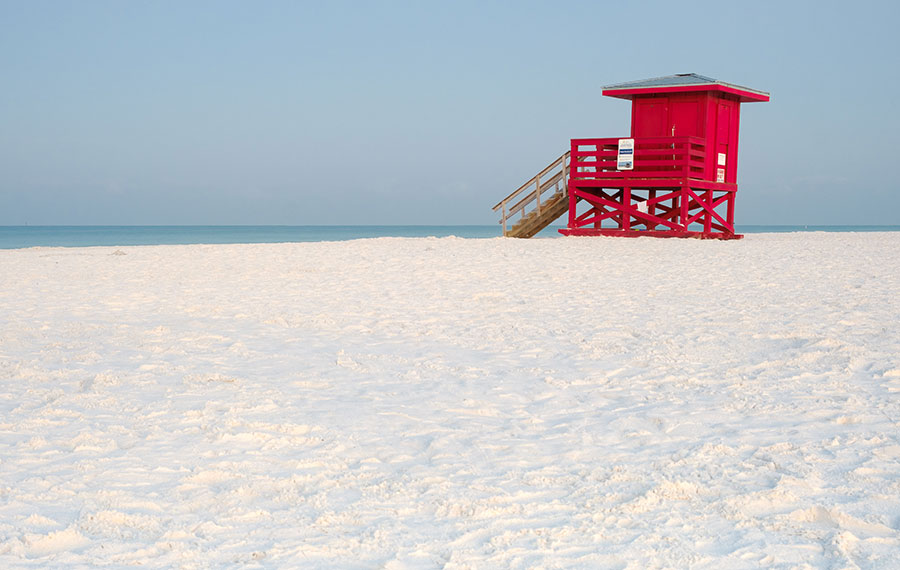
<box><xmin>1</xmin><ymin>0</ymin><xmax>898</xmax><ymax>225</ymax></box>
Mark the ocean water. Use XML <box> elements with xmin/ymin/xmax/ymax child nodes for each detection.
<box><xmin>0</xmin><ymin>226</ymin><xmax>504</xmax><ymax>249</ymax></box>
<box><xmin>1</xmin><ymin>225</ymin><xmax>898</xmax><ymax>249</ymax></box>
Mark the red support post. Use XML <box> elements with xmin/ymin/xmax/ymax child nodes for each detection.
<box><xmin>568</xmin><ymin>186</ymin><xmax>577</xmax><ymax>229</ymax></box>
<box><xmin>727</xmin><ymin>191</ymin><xmax>736</xmax><ymax>231</ymax></box>
<box><xmin>704</xmin><ymin>189</ymin><xmax>713</xmax><ymax>234</ymax></box>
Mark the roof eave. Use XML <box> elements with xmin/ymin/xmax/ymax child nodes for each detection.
<box><xmin>602</xmin><ymin>84</ymin><xmax>770</xmax><ymax>103</ymax></box>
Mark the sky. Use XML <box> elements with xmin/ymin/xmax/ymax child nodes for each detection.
<box><xmin>1</xmin><ymin>0</ymin><xmax>898</xmax><ymax>226</ymax></box>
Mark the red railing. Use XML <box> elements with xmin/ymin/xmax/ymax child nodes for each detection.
<box><xmin>570</xmin><ymin>136</ymin><xmax>707</xmax><ymax>181</ymax></box>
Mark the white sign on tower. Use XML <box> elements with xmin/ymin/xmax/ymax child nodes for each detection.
<box><xmin>617</xmin><ymin>138</ymin><xmax>634</xmax><ymax>171</ymax></box>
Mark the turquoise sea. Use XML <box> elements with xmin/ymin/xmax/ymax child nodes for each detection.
<box><xmin>1</xmin><ymin>225</ymin><xmax>899</xmax><ymax>249</ymax></box>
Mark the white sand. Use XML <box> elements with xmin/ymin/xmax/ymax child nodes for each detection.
<box><xmin>1</xmin><ymin>233</ymin><xmax>899</xmax><ymax>569</ymax></box>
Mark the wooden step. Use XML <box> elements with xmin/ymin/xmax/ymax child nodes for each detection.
<box><xmin>507</xmin><ymin>192</ymin><xmax>568</xmax><ymax>238</ymax></box>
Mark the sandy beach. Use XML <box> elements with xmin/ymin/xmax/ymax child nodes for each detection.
<box><xmin>1</xmin><ymin>233</ymin><xmax>899</xmax><ymax>568</ymax></box>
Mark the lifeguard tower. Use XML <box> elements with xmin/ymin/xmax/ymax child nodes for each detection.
<box><xmin>493</xmin><ymin>74</ymin><xmax>769</xmax><ymax>239</ymax></box>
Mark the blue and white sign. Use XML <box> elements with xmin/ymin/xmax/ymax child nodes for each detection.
<box><xmin>617</xmin><ymin>138</ymin><xmax>634</xmax><ymax>171</ymax></box>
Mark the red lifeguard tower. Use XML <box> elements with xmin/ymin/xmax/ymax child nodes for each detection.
<box><xmin>493</xmin><ymin>74</ymin><xmax>769</xmax><ymax>239</ymax></box>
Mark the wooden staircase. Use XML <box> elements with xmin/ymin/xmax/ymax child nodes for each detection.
<box><xmin>506</xmin><ymin>191</ymin><xmax>569</xmax><ymax>238</ymax></box>
<box><xmin>493</xmin><ymin>151</ymin><xmax>572</xmax><ymax>238</ymax></box>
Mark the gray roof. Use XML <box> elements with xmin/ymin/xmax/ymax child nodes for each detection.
<box><xmin>604</xmin><ymin>73</ymin><xmax>768</xmax><ymax>97</ymax></box>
